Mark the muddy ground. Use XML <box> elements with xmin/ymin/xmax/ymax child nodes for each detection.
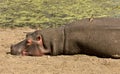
<box><xmin>0</xmin><ymin>27</ymin><xmax>120</xmax><ymax>74</ymax></box>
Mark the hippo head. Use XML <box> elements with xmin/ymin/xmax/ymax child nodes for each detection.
<box><xmin>10</xmin><ymin>30</ymin><xmax>50</xmax><ymax>56</ymax></box>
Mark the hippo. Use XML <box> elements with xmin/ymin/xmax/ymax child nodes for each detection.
<box><xmin>10</xmin><ymin>17</ymin><xmax>120</xmax><ymax>58</ymax></box>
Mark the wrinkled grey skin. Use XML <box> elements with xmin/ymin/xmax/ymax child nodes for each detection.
<box><xmin>11</xmin><ymin>17</ymin><xmax>120</xmax><ymax>58</ymax></box>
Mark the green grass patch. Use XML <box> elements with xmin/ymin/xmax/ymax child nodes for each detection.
<box><xmin>0</xmin><ymin>0</ymin><xmax>120</xmax><ymax>28</ymax></box>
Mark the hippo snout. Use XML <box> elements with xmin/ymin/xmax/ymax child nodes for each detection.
<box><xmin>10</xmin><ymin>45</ymin><xmax>21</xmax><ymax>55</ymax></box>
<box><xmin>10</xmin><ymin>40</ymin><xmax>27</xmax><ymax>55</ymax></box>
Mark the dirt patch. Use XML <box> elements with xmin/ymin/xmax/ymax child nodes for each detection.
<box><xmin>0</xmin><ymin>28</ymin><xmax>120</xmax><ymax>74</ymax></box>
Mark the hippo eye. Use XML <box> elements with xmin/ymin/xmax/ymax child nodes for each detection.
<box><xmin>26</xmin><ymin>39</ymin><xmax>32</xmax><ymax>45</ymax></box>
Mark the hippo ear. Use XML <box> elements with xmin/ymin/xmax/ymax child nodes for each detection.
<box><xmin>36</xmin><ymin>35</ymin><xmax>43</xmax><ymax>46</ymax></box>
<box><xmin>36</xmin><ymin>35</ymin><xmax>42</xmax><ymax>41</ymax></box>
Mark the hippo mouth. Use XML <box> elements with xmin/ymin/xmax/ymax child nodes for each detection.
<box><xmin>10</xmin><ymin>42</ymin><xmax>50</xmax><ymax>56</ymax></box>
<box><xmin>21</xmin><ymin>48</ymin><xmax>45</xmax><ymax>56</ymax></box>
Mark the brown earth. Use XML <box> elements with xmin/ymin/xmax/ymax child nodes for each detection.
<box><xmin>0</xmin><ymin>27</ymin><xmax>120</xmax><ymax>74</ymax></box>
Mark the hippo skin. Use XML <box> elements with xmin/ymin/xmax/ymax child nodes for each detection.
<box><xmin>10</xmin><ymin>17</ymin><xmax>120</xmax><ymax>58</ymax></box>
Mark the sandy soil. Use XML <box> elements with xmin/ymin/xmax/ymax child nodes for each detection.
<box><xmin>0</xmin><ymin>27</ymin><xmax>120</xmax><ymax>74</ymax></box>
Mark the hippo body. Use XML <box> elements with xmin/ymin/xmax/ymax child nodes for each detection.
<box><xmin>64</xmin><ymin>18</ymin><xmax>120</xmax><ymax>58</ymax></box>
<box><xmin>11</xmin><ymin>18</ymin><xmax>120</xmax><ymax>58</ymax></box>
